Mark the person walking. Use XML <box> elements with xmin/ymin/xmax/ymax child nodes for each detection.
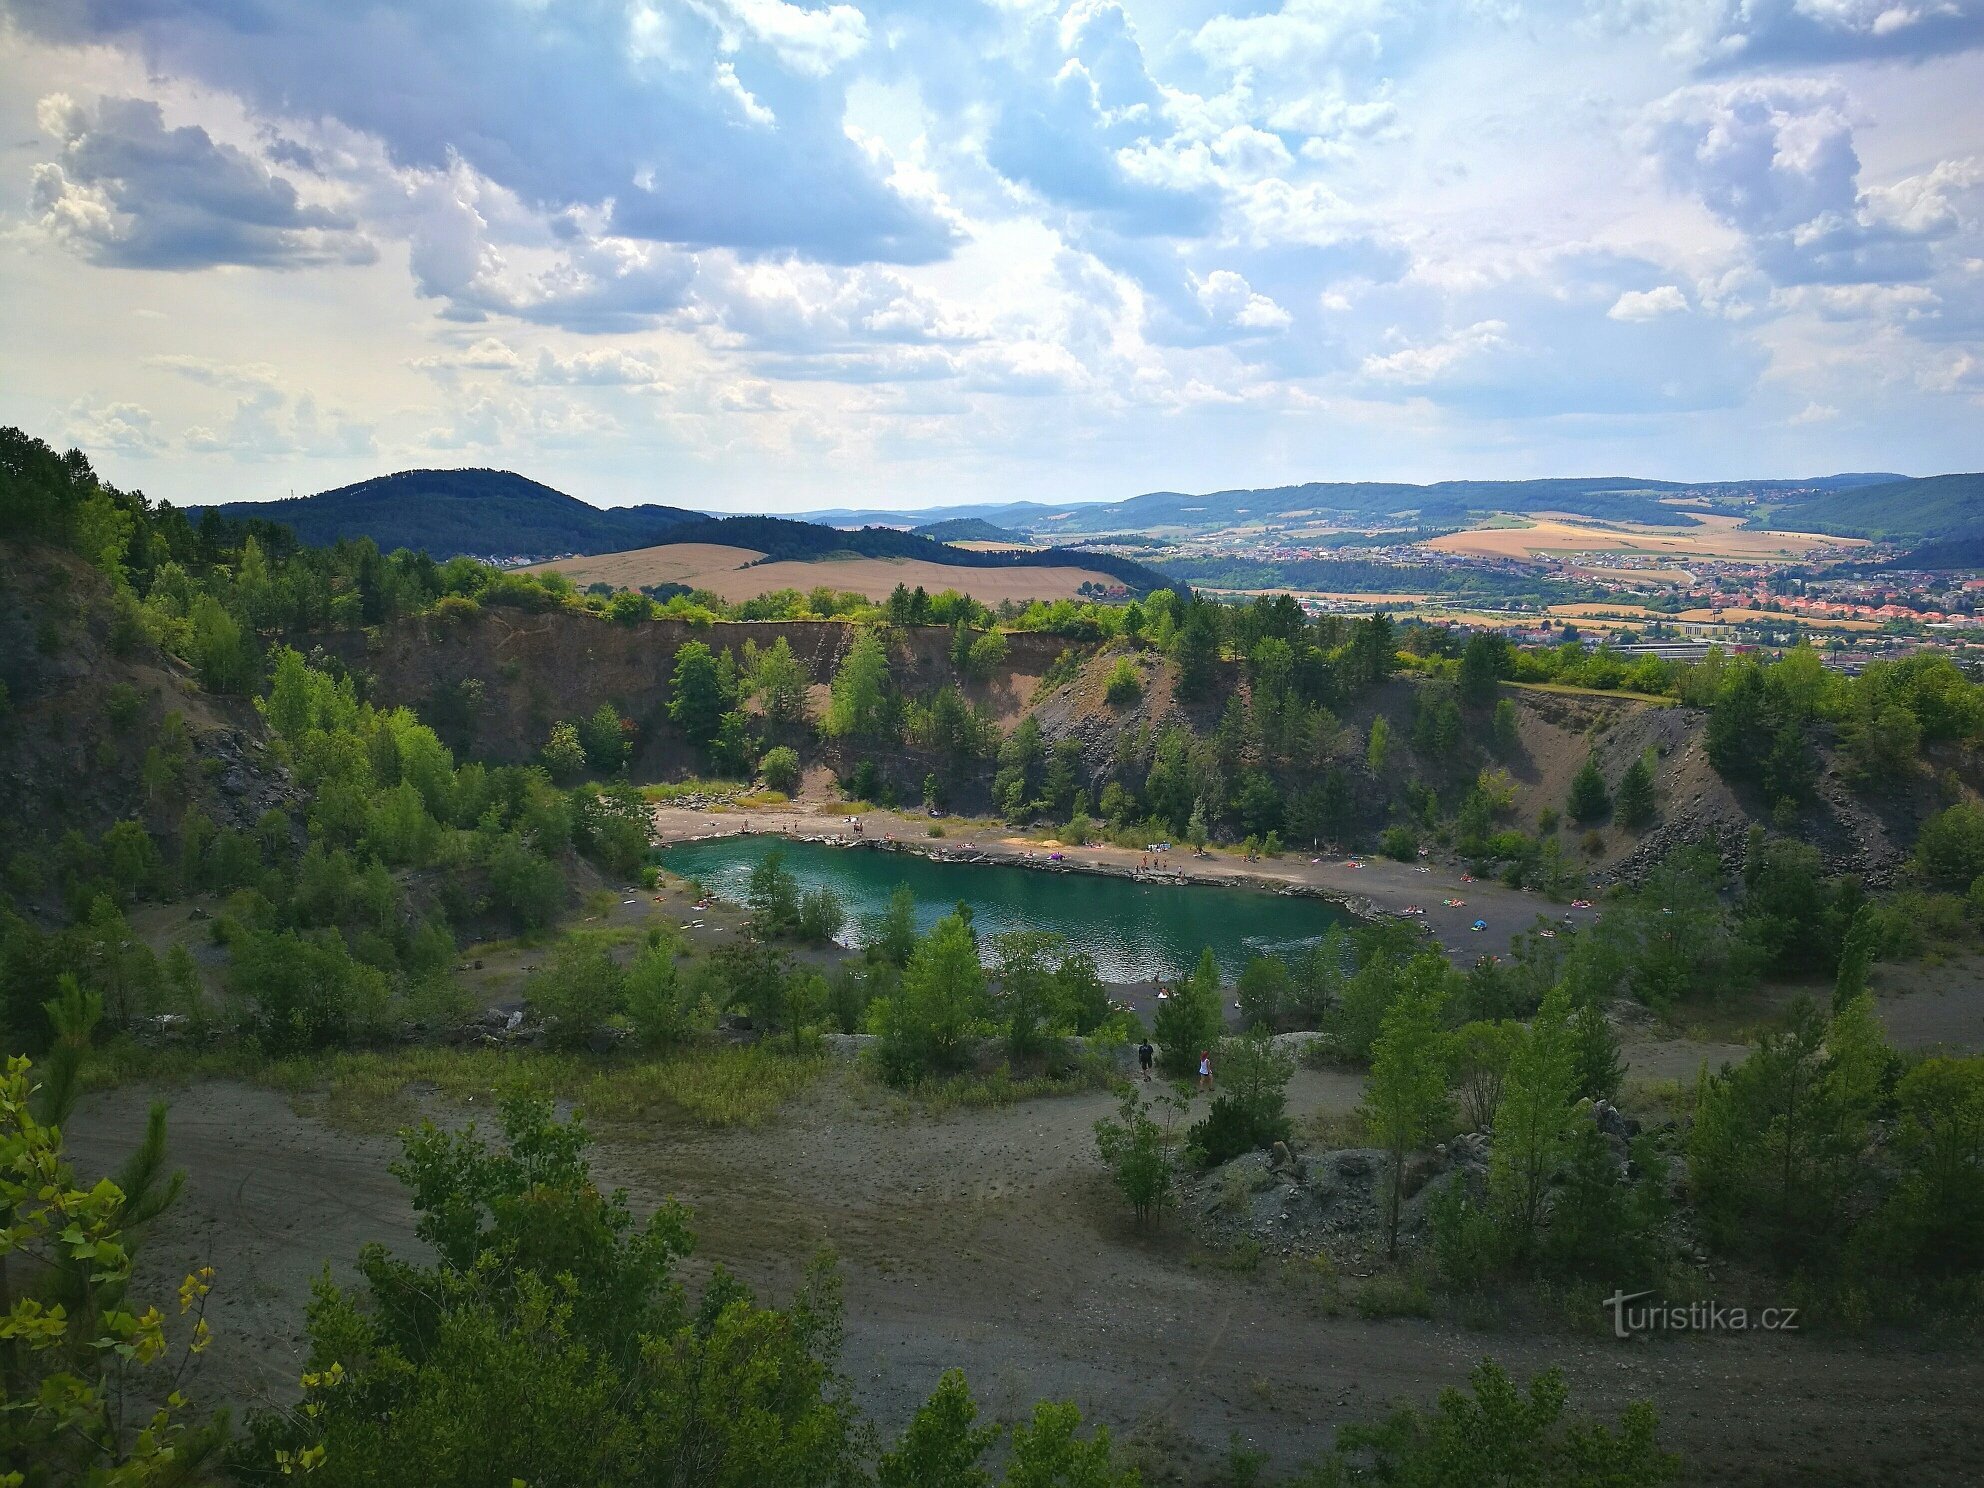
<box><xmin>1198</xmin><ymin>1049</ymin><xmax>1214</xmax><ymax>1094</ymax></box>
<box><xmin>1138</xmin><ymin>1037</ymin><xmax>1155</xmax><ymax>1082</ymax></box>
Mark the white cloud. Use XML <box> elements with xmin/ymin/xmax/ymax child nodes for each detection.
<box><xmin>1608</xmin><ymin>285</ymin><xmax>1690</xmax><ymax>320</ymax></box>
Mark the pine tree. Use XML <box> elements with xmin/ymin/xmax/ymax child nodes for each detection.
<box><xmin>1616</xmin><ymin>755</ymin><xmax>1655</xmax><ymax>830</ymax></box>
<box><xmin>1489</xmin><ymin>985</ymin><xmax>1579</xmax><ymax>1261</ymax></box>
<box><xmin>1567</xmin><ymin>755</ymin><xmax>1610</xmax><ymax>824</ymax></box>
<box><xmin>1154</xmin><ymin>948</ymin><xmax>1223</xmax><ymax>1076</ymax></box>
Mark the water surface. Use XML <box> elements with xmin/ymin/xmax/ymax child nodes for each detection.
<box><xmin>659</xmin><ymin>835</ymin><xmax>1353</xmax><ymax>983</ymax></box>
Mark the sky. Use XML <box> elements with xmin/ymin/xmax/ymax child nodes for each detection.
<box><xmin>2</xmin><ymin>0</ymin><xmax>1983</xmax><ymax>514</ymax></box>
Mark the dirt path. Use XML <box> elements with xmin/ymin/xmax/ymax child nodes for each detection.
<box><xmin>66</xmin><ymin>1074</ymin><xmax>1984</xmax><ymax>1485</ymax></box>
<box><xmin>650</xmin><ymin>800</ymin><xmax>1599</xmax><ymax>967</ymax></box>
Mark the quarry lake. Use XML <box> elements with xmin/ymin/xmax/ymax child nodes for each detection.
<box><xmin>658</xmin><ymin>835</ymin><xmax>1355</xmax><ymax>982</ymax></box>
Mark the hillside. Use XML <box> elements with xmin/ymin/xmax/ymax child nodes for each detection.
<box><xmin>1013</xmin><ymin>473</ymin><xmax>1909</xmax><ymax>538</ymax></box>
<box><xmin>195</xmin><ymin>469</ymin><xmax>703</xmax><ymax>558</ymax></box>
<box><xmin>0</xmin><ymin>542</ymin><xmax>298</xmax><ymax>871</ymax></box>
<box><xmin>1766</xmin><ymin>473</ymin><xmax>1984</xmax><ymax>543</ymax></box>
<box><xmin>911</xmin><ymin>517</ymin><xmax>1031</xmax><ymax>544</ymax></box>
<box><xmin>602</xmin><ymin>514</ymin><xmax>1175</xmax><ymax>596</ymax></box>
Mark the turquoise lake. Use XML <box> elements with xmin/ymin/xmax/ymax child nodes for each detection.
<box><xmin>658</xmin><ymin>835</ymin><xmax>1353</xmax><ymax>983</ymax></box>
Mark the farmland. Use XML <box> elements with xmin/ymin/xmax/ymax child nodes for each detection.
<box><xmin>525</xmin><ymin>542</ymin><xmax>1125</xmax><ymax>603</ymax></box>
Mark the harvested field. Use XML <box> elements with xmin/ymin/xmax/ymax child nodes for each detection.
<box><xmin>522</xmin><ymin>542</ymin><xmax>765</xmax><ymax>588</ymax></box>
<box><xmin>1675</xmin><ymin>606</ymin><xmax>1886</xmax><ymax>632</ymax></box>
<box><xmin>524</xmin><ymin>543</ymin><xmax>1122</xmax><ymax>604</ymax></box>
<box><xmin>1424</xmin><ymin>514</ymin><xmax>1866</xmax><ymax>562</ymax></box>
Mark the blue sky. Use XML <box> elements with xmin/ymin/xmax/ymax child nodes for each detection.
<box><xmin>2</xmin><ymin>0</ymin><xmax>1982</xmax><ymax>512</ymax></box>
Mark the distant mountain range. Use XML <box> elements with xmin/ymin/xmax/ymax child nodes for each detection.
<box><xmin>194</xmin><ymin>466</ymin><xmax>1980</xmax><ymax>580</ymax></box>
<box><xmin>191</xmin><ymin>469</ymin><xmax>1175</xmax><ymax>595</ymax></box>
<box><xmin>192</xmin><ymin>469</ymin><xmax>703</xmax><ymax>558</ymax></box>
<box><xmin>799</xmin><ymin>473</ymin><xmax>1914</xmax><ymax>539</ymax></box>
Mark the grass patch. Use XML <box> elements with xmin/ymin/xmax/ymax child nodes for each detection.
<box><xmin>87</xmin><ymin>1041</ymin><xmax>826</xmax><ymax>1134</ymax></box>
<box><xmin>874</xmin><ymin>1059</ymin><xmax>1114</xmax><ymax>1116</ymax></box>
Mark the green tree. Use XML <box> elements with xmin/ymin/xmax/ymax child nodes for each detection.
<box><xmin>1367</xmin><ymin>715</ymin><xmax>1392</xmax><ymax>773</ymax></box>
<box><xmin>825</xmin><ymin>630</ymin><xmax>892</xmax><ymax>741</ymax></box>
<box><xmin>1458</xmin><ymin>631</ymin><xmax>1509</xmax><ymax>706</ymax></box>
<box><xmin>1616</xmin><ymin>755</ymin><xmax>1655</xmax><ymax>830</ymax></box>
<box><xmin>1362</xmin><ymin>974</ymin><xmax>1452</xmax><ymax>1256</ymax></box>
<box><xmin>1235</xmin><ymin>954</ymin><xmax>1291</xmax><ymax>1029</ymax></box>
<box><xmin>543</xmin><ymin>719</ymin><xmax>587</xmax><ymax>782</ymax></box>
<box><xmin>1152</xmin><ymin>948</ymin><xmax>1223</xmax><ymax>1076</ymax></box>
<box><xmin>1104</xmin><ymin>656</ymin><xmax>1143</xmax><ymax>708</ymax></box>
<box><xmin>1094</xmin><ymin>1089</ymin><xmax>1178</xmax><ymax>1228</ymax></box>
<box><xmin>1188</xmin><ymin>1028</ymin><xmax>1295</xmax><ymax>1167</ymax></box>
<box><xmin>1914</xmin><ymin>802</ymin><xmax>1984</xmax><ymax>889</ymax></box>
<box><xmin>874</xmin><ymin>911</ymin><xmax>986</xmax><ymax>1081</ymax></box>
<box><xmin>1310</xmin><ymin>1361</ymin><xmax>1679</xmax><ymax>1487</ymax></box>
<box><xmin>525</xmin><ymin>937</ymin><xmax>627</xmax><ymax>1050</ymax></box>
<box><xmin>0</xmin><ymin>1055</ymin><xmax>223</xmax><ymax>1486</ymax></box>
<box><xmin>668</xmin><ymin>640</ymin><xmax>731</xmax><ymax>745</ymax></box>
<box><xmin>579</xmin><ymin>701</ymin><xmax>629</xmax><ymax>772</ymax></box>
<box><xmin>747</xmin><ymin>848</ymin><xmax>803</xmax><ymax>939</ymax></box>
<box><xmin>750</xmin><ymin>636</ymin><xmax>811</xmax><ymax>726</ymax></box>
<box><xmin>760</xmin><ymin>744</ymin><xmax>802</xmax><ymax>795</ymax></box>
<box><xmin>865</xmin><ymin>882</ymin><xmax>921</xmax><ymax>969</ymax></box>
<box><xmin>1567</xmin><ymin>755</ymin><xmax>1610</xmax><ymax>824</ymax></box>
<box><xmin>1488</xmin><ymin>985</ymin><xmax>1579</xmax><ymax>1262</ymax></box>
<box><xmin>1447</xmin><ymin>1020</ymin><xmax>1519</xmax><ymax>1132</ymax></box>
<box><xmin>1689</xmin><ymin>994</ymin><xmax>1890</xmax><ymax>1267</ymax></box>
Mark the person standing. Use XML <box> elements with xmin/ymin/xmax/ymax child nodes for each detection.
<box><xmin>1138</xmin><ymin>1037</ymin><xmax>1155</xmax><ymax>1082</ymax></box>
<box><xmin>1197</xmin><ymin>1049</ymin><xmax>1214</xmax><ymax>1094</ymax></box>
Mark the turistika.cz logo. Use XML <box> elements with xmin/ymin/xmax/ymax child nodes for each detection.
<box><xmin>1603</xmin><ymin>1290</ymin><xmax>1800</xmax><ymax>1339</ymax></box>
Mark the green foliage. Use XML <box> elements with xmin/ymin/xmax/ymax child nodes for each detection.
<box><xmin>1235</xmin><ymin>954</ymin><xmax>1292</xmax><ymax>1029</ymax></box>
<box><xmin>242</xmin><ymin>1095</ymin><xmax>866</xmax><ymax>1488</ymax></box>
<box><xmin>873</xmin><ymin>911</ymin><xmax>986</xmax><ymax>1083</ymax></box>
<box><xmin>1689</xmin><ymin>994</ymin><xmax>1892</xmax><ymax>1269</ymax></box>
<box><xmin>748</xmin><ymin>636</ymin><xmax>812</xmax><ymax>726</ymax></box>
<box><xmin>1487</xmin><ymin>986</ymin><xmax>1579</xmax><ymax>1263</ymax></box>
<box><xmin>1913</xmin><ymin>803</ymin><xmax>1984</xmax><ymax>890</ymax></box>
<box><xmin>747</xmin><ymin>848</ymin><xmax>803</xmax><ymax>939</ymax></box>
<box><xmin>543</xmin><ymin>720</ymin><xmax>588</xmax><ymax>782</ymax></box>
<box><xmin>825</xmin><ymin>630</ymin><xmax>893</xmax><ymax>741</ymax></box>
<box><xmin>1104</xmin><ymin>656</ymin><xmax>1143</xmax><ymax>708</ymax></box>
<box><xmin>1361</xmin><ymin>972</ymin><xmax>1451</xmax><ymax>1255</ymax></box>
<box><xmin>1095</xmin><ymin>1090</ymin><xmax>1178</xmax><ymax>1227</ymax></box>
<box><xmin>1379</xmin><ymin>825</ymin><xmax>1418</xmax><ymax>862</ymax></box>
<box><xmin>1616</xmin><ymin>755</ymin><xmax>1655</xmax><ymax>830</ymax></box>
<box><xmin>1152</xmin><ymin>948</ymin><xmax>1223</xmax><ymax>1076</ymax></box>
<box><xmin>760</xmin><ymin>744</ymin><xmax>802</xmax><ymax>795</ymax></box>
<box><xmin>1305</xmin><ymin>1361</ymin><xmax>1679</xmax><ymax>1487</ymax></box>
<box><xmin>1188</xmin><ymin>1028</ymin><xmax>1295</xmax><ymax>1167</ymax></box>
<box><xmin>668</xmin><ymin>640</ymin><xmax>733</xmax><ymax>746</ymax></box>
<box><xmin>1566</xmin><ymin>755</ymin><xmax>1610</xmax><ymax>824</ymax></box>
<box><xmin>0</xmin><ymin>1054</ymin><xmax>224</xmax><ymax>1487</ymax></box>
<box><xmin>526</xmin><ymin>938</ymin><xmax>627</xmax><ymax>1051</ymax></box>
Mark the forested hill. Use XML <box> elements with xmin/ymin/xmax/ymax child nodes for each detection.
<box><xmin>193</xmin><ymin>469</ymin><xmax>703</xmax><ymax>558</ymax></box>
<box><xmin>661</xmin><ymin>514</ymin><xmax>1178</xmax><ymax>597</ymax></box>
<box><xmin>1763</xmin><ymin>473</ymin><xmax>1984</xmax><ymax>545</ymax></box>
<box><xmin>999</xmin><ymin>473</ymin><xmax>1908</xmax><ymax>538</ymax></box>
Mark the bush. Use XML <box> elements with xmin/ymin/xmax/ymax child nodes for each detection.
<box><xmin>1187</xmin><ymin>1029</ymin><xmax>1294</xmax><ymax>1167</ymax></box>
<box><xmin>797</xmin><ymin>885</ymin><xmax>845</xmax><ymax>944</ymax></box>
<box><xmin>1104</xmin><ymin>656</ymin><xmax>1143</xmax><ymax>707</ymax></box>
<box><xmin>760</xmin><ymin>745</ymin><xmax>802</xmax><ymax>795</ymax></box>
<box><xmin>526</xmin><ymin>938</ymin><xmax>627</xmax><ymax>1050</ymax></box>
<box><xmin>1094</xmin><ymin>1089</ymin><xmax>1177</xmax><ymax>1227</ymax></box>
<box><xmin>1379</xmin><ymin>825</ymin><xmax>1418</xmax><ymax>862</ymax></box>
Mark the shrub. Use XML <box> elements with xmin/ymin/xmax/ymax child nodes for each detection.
<box><xmin>760</xmin><ymin>745</ymin><xmax>802</xmax><ymax>795</ymax></box>
<box><xmin>526</xmin><ymin>938</ymin><xmax>627</xmax><ymax>1051</ymax></box>
<box><xmin>1104</xmin><ymin>656</ymin><xmax>1143</xmax><ymax>707</ymax></box>
<box><xmin>1094</xmin><ymin>1089</ymin><xmax>1177</xmax><ymax>1227</ymax></box>
<box><xmin>1379</xmin><ymin>825</ymin><xmax>1418</xmax><ymax>862</ymax></box>
<box><xmin>1188</xmin><ymin>1028</ymin><xmax>1295</xmax><ymax>1167</ymax></box>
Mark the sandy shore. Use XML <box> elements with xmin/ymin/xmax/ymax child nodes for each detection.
<box><xmin>648</xmin><ymin>797</ymin><xmax>1600</xmax><ymax>972</ymax></box>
